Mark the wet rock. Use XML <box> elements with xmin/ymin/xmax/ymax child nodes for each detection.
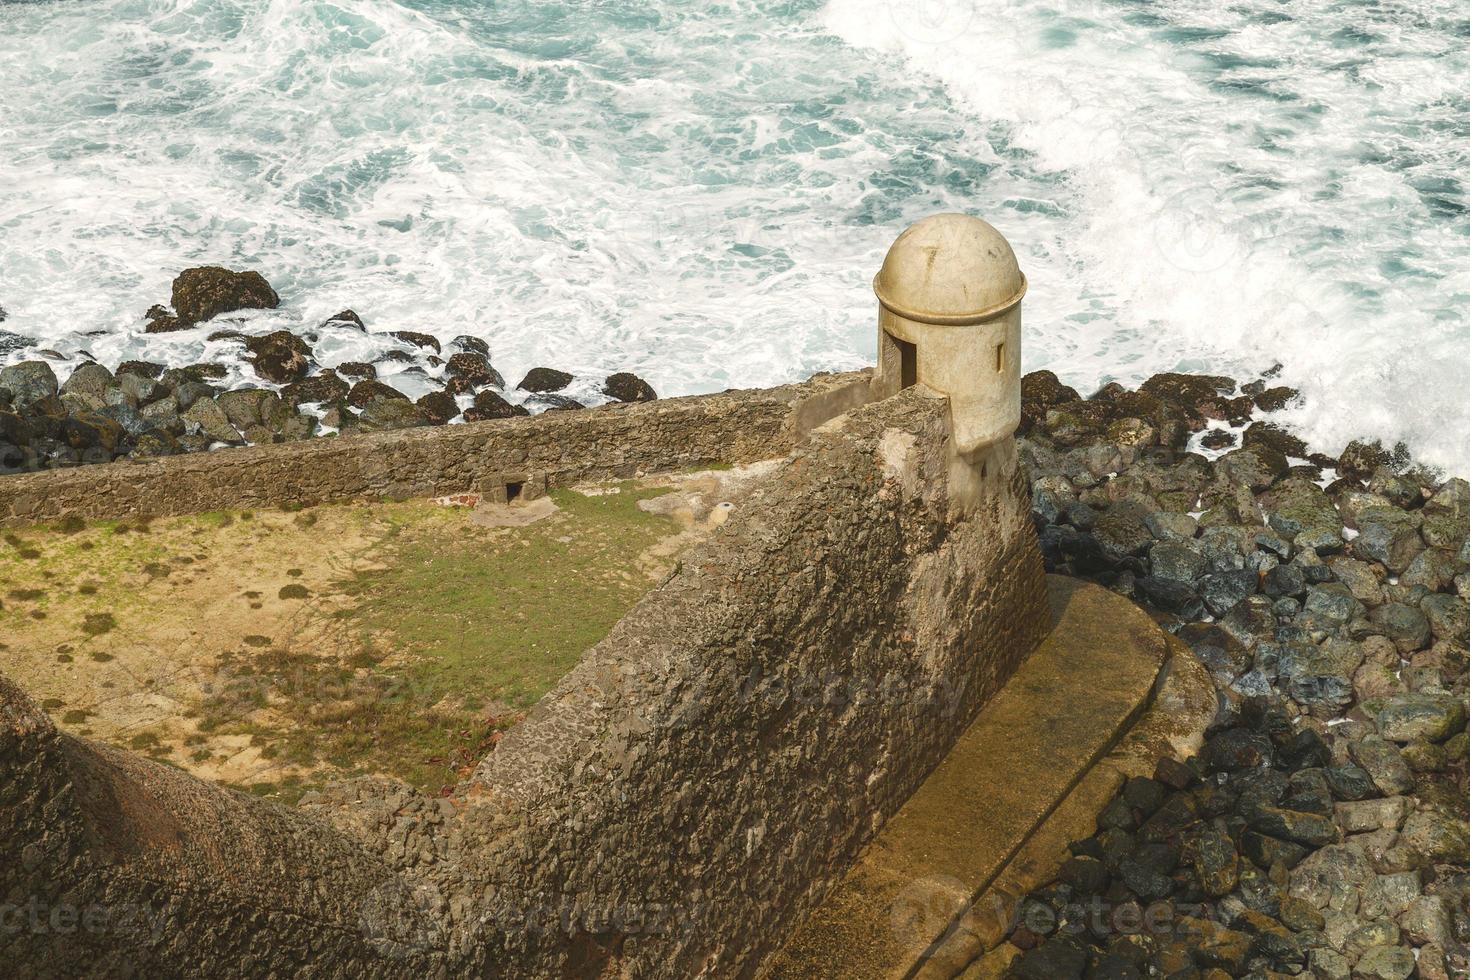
<box><xmin>244</xmin><ymin>330</ymin><xmax>312</xmax><ymax>384</ymax></box>
<box><xmin>1374</xmin><ymin>693</ymin><xmax>1465</xmax><ymax>744</ymax></box>
<box><xmin>216</xmin><ymin>389</ymin><xmax>289</xmax><ymax>434</ymax></box>
<box><xmin>415</xmin><ymin>391</ymin><xmax>458</xmax><ymax>426</ymax></box>
<box><xmin>1240</xmin><ymin>830</ymin><xmax>1310</xmax><ymax>871</ymax></box>
<box><xmin>530</xmin><ymin>393</ymin><xmax>585</xmax><ymax>412</ymax></box>
<box><xmin>603</xmin><ymin>371</ymin><xmax>657</xmax><ymax>403</ymax></box>
<box><xmin>1249</xmin><ymin>806</ymin><xmax>1339</xmax><ymax>847</ymax></box>
<box><xmin>130</xmin><ymin>428</ymin><xmax>183</xmax><ymax>457</ymax></box>
<box><xmin>0</xmin><ymin>361</ymin><xmax>58</xmax><ymax>406</ymax></box>
<box><xmin>1399</xmin><ymin>809</ymin><xmax>1470</xmax><ymax>866</ymax></box>
<box><xmin>1189</xmin><ymin>825</ymin><xmax>1240</xmax><ymax>897</ymax></box>
<box><xmin>1253</xmin><ymin>386</ymin><xmax>1298</xmax><ymax>412</ymax></box>
<box><xmin>282</xmin><ymin>370</ymin><xmax>350</xmax><ymax>406</ymax></box>
<box><xmin>181</xmin><ymin>398</ymin><xmax>241</xmax><ymax>444</ymax></box>
<box><xmin>321</xmin><ymin>309</ymin><xmax>365</xmax><ymax>330</ymax></box>
<box><xmin>1420</xmin><ymin>593</ymin><xmax>1470</xmax><ymax>645</ymax></box>
<box><xmin>388</xmin><ymin>330</ymin><xmax>440</xmax><ymax>353</ymax></box>
<box><xmin>59</xmin><ymin>363</ymin><xmax>114</xmax><ymax>403</ymax></box>
<box><xmin>465</xmin><ymin>389</ymin><xmax>529</xmax><ymax>421</ymax></box>
<box><xmin>357</xmin><ymin>397</ymin><xmax>429</xmax><ymax>433</ymax></box>
<box><xmin>118</xmin><ymin>372</ymin><xmax>167</xmax><ymax>407</ymax></box>
<box><xmin>165</xmin><ymin>266</ymin><xmax>280</xmax><ymax>328</ymax></box>
<box><xmin>1369</xmin><ymin>602</ymin><xmax>1432</xmax><ymax>654</ymax></box>
<box><xmin>1149</xmin><ymin>540</ymin><xmax>1207</xmax><ymax>585</ymax></box>
<box><xmin>445</xmin><ymin>351</ymin><xmax>502</xmax><ymax>388</ymax></box>
<box><xmin>1348</xmin><ymin>737</ymin><xmax>1414</xmax><ymax>797</ymax></box>
<box><xmin>1202</xmin><ymin>728</ymin><xmax>1273</xmax><ymax>773</ymax></box>
<box><xmin>346</xmin><ymin>379</ymin><xmax>408</xmax><ymax>409</ymax></box>
<box><xmin>1336</xmin><ymin>797</ymin><xmax>1412</xmax><ymax>834</ymax></box>
<box><xmin>517</xmin><ymin>366</ymin><xmax>573</xmax><ymax>393</ymax></box>
<box><xmin>1009</xmin><ymin>934</ymin><xmax>1087</xmax><ymax>979</ymax></box>
<box><xmin>1020</xmin><ymin>370</ymin><xmax>1081</xmax><ymax>433</ymax></box>
<box><xmin>337</xmin><ymin>361</ymin><xmax>377</xmax><ymax>380</ymax></box>
<box><xmin>1138</xmin><ymin>372</ymin><xmax>1241</xmax><ymax>420</ymax></box>
<box><xmin>1199</xmin><ymin>569</ymin><xmax>1257</xmax><ymax>616</ymax></box>
<box><xmin>1200</xmin><ymin>429</ymin><xmax>1237</xmax><ymax>450</ymax></box>
<box><xmin>1398</xmin><ymin>893</ymin><xmax>1450</xmax><ymax>947</ymax></box>
<box><xmin>1176</xmin><ymin>914</ymin><xmax>1252</xmax><ymax>972</ymax></box>
<box><xmin>115</xmin><ymin>360</ymin><xmax>165</xmax><ymax>380</ymax></box>
<box><xmin>449</xmin><ymin>335</ymin><xmax>489</xmax><ymax>357</ymax></box>
<box><xmin>1352</xmin><ymin>944</ymin><xmax>1415</xmax><ymax>980</ymax></box>
<box><xmin>1262</xmin><ymin>479</ymin><xmax>1339</xmax><ymax>539</ymax></box>
<box><xmin>1354</xmin><ymin>518</ymin><xmax>1425</xmax><ymax>574</ymax></box>
<box><xmin>1339</xmin><ymin>440</ymin><xmax>1402</xmax><ymax>481</ymax></box>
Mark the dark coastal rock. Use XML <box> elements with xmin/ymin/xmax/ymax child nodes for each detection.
<box><xmin>1243</xmin><ymin>421</ymin><xmax>1309</xmax><ymax>460</ymax></box>
<box><xmin>1376</xmin><ymin>693</ymin><xmax>1465</xmax><ymax>744</ymax></box>
<box><xmin>450</xmin><ymin>335</ymin><xmax>489</xmax><ymax>357</ymax></box>
<box><xmin>116</xmin><ymin>360</ymin><xmax>165</xmax><ymax>380</ymax></box>
<box><xmin>357</xmin><ymin>396</ymin><xmax>429</xmax><ymax>433</ymax></box>
<box><xmin>467</xmin><ymin>389</ymin><xmax>529</xmax><ymax>421</ymax></box>
<box><xmin>346</xmin><ymin>380</ymin><xmax>408</xmax><ymax>409</ymax></box>
<box><xmin>603</xmin><ymin>372</ymin><xmax>657</xmax><ymax>403</ymax></box>
<box><xmin>163</xmin><ymin>266</ymin><xmax>280</xmax><ymax>329</ymax></box>
<box><xmin>1137</xmin><ymin>372</ymin><xmax>1249</xmax><ymax>422</ymax></box>
<box><xmin>322</xmin><ymin>309</ymin><xmax>365</xmax><ymax>330</ymax></box>
<box><xmin>0</xmin><ymin>330</ymin><xmax>32</xmax><ymax>357</ymax></box>
<box><xmin>59</xmin><ymin>413</ymin><xmax>126</xmax><ymax>458</ymax></box>
<box><xmin>1253</xmin><ymin>386</ymin><xmax>1299</xmax><ymax>412</ymax></box>
<box><xmin>130</xmin><ymin>429</ymin><xmax>183</xmax><ymax>458</ymax></box>
<box><xmin>1339</xmin><ymin>440</ymin><xmax>1406</xmax><ymax>481</ymax></box>
<box><xmin>0</xmin><ymin>361</ymin><xmax>59</xmax><ymax>407</ymax></box>
<box><xmin>1019</xmin><ymin>370</ymin><xmax>1081</xmax><ymax>433</ymax></box>
<box><xmin>60</xmin><ymin>364</ymin><xmax>115</xmax><ymax>403</ymax></box>
<box><xmin>1200</xmin><ymin>429</ymin><xmax>1237</xmax><ymax>450</ymax></box>
<box><xmin>181</xmin><ymin>398</ymin><xmax>241</xmax><ymax>444</ymax></box>
<box><xmin>244</xmin><ymin>330</ymin><xmax>312</xmax><ymax>384</ymax></box>
<box><xmin>517</xmin><ymin>366</ymin><xmax>573</xmax><ymax>393</ymax></box>
<box><xmin>528</xmin><ymin>393</ymin><xmax>585</xmax><ymax>412</ymax></box>
<box><xmin>415</xmin><ymin>391</ymin><xmax>458</xmax><ymax>426</ymax></box>
<box><xmin>390</xmin><ymin>330</ymin><xmax>440</xmax><ymax>353</ymax></box>
<box><xmin>336</xmin><ymin>361</ymin><xmax>376</xmax><ymax>380</ymax></box>
<box><xmin>445</xmin><ymin>352</ymin><xmax>502</xmax><ymax>389</ymax></box>
<box><xmin>282</xmin><ymin>370</ymin><xmax>350</xmax><ymax>406</ymax></box>
<box><xmin>215</xmin><ymin>389</ymin><xmax>289</xmax><ymax>434</ymax></box>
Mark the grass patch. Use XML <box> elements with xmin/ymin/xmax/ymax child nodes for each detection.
<box><xmin>82</xmin><ymin>612</ymin><xmax>116</xmax><ymax>636</ymax></box>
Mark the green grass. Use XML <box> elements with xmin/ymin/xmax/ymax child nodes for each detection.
<box><xmin>343</xmin><ymin>484</ymin><xmax>675</xmax><ymax>712</ymax></box>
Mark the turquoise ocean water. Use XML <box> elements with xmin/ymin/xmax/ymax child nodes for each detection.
<box><xmin>1</xmin><ymin>0</ymin><xmax>1466</xmax><ymax>464</ymax></box>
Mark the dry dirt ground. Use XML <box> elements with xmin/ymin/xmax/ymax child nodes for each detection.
<box><xmin>0</xmin><ymin>466</ymin><xmax>760</xmax><ymax>802</ymax></box>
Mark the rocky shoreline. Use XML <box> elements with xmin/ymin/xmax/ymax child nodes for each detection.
<box><xmin>0</xmin><ymin>267</ymin><xmax>657</xmax><ymax>474</ymax></box>
<box><xmin>6</xmin><ymin>273</ymin><xmax>1469</xmax><ymax>978</ymax></box>
<box><xmin>1003</xmin><ymin>372</ymin><xmax>1470</xmax><ymax>979</ymax></box>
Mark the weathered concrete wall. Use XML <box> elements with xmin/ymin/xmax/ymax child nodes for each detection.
<box><xmin>0</xmin><ymin>373</ymin><xmax>866</xmax><ymax>527</ymax></box>
<box><xmin>0</xmin><ymin>385</ymin><xmax>1050</xmax><ymax>978</ymax></box>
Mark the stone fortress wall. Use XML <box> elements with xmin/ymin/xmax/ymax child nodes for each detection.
<box><xmin>0</xmin><ymin>372</ymin><xmax>870</xmax><ymax>527</ymax></box>
<box><xmin>0</xmin><ymin>215</ymin><xmax>1056</xmax><ymax>978</ymax></box>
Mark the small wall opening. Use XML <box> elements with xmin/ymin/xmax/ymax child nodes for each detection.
<box><xmin>893</xmin><ymin>334</ymin><xmax>917</xmax><ymax>390</ymax></box>
<box><xmin>994</xmin><ymin>342</ymin><xmax>1005</xmax><ymax>373</ymax></box>
<box><xmin>505</xmin><ymin>481</ymin><xmax>524</xmax><ymax>504</ymax></box>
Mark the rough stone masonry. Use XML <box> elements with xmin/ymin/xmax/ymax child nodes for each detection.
<box><xmin>0</xmin><ymin>383</ymin><xmax>1050</xmax><ymax>978</ymax></box>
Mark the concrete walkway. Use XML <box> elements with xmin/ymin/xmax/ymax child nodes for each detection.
<box><xmin>764</xmin><ymin>575</ymin><xmax>1180</xmax><ymax>979</ymax></box>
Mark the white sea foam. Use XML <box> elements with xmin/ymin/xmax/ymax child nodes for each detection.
<box><xmin>826</xmin><ymin>0</ymin><xmax>1470</xmax><ymax>470</ymax></box>
<box><xmin>0</xmin><ymin>0</ymin><xmax>1467</xmax><ymax>467</ymax></box>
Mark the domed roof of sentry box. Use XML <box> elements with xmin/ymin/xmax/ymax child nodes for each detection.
<box><xmin>873</xmin><ymin>213</ymin><xmax>1027</xmax><ymax>325</ymax></box>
